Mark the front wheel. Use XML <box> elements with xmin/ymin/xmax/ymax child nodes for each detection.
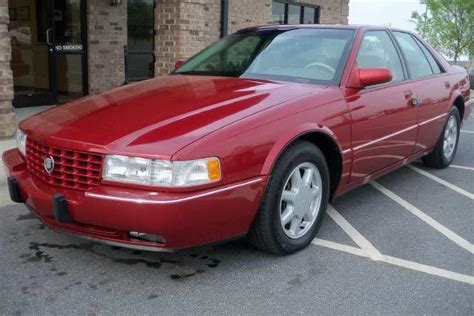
<box><xmin>248</xmin><ymin>141</ymin><xmax>330</xmax><ymax>255</ymax></box>
<box><xmin>422</xmin><ymin>107</ymin><xmax>461</xmax><ymax>169</ymax></box>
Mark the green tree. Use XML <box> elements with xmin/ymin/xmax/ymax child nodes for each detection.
<box><xmin>411</xmin><ymin>0</ymin><xmax>473</xmax><ymax>62</ymax></box>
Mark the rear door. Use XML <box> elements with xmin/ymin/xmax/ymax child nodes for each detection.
<box><xmin>346</xmin><ymin>30</ymin><xmax>418</xmax><ymax>182</ymax></box>
<box><xmin>391</xmin><ymin>31</ymin><xmax>450</xmax><ymax>153</ymax></box>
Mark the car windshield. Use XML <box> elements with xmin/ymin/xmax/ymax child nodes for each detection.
<box><xmin>174</xmin><ymin>28</ymin><xmax>355</xmax><ymax>85</ymax></box>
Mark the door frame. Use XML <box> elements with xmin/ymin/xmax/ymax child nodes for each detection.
<box><xmin>12</xmin><ymin>0</ymin><xmax>88</xmax><ymax>108</ymax></box>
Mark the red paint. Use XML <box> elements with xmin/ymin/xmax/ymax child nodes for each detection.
<box><xmin>174</xmin><ymin>60</ymin><xmax>185</xmax><ymax>70</ymax></box>
<box><xmin>3</xmin><ymin>25</ymin><xmax>471</xmax><ymax>251</ymax></box>
<box><xmin>347</xmin><ymin>64</ymin><xmax>393</xmax><ymax>88</ymax></box>
<box><xmin>359</xmin><ymin>68</ymin><xmax>393</xmax><ymax>87</ymax></box>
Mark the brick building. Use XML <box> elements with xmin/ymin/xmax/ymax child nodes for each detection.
<box><xmin>0</xmin><ymin>0</ymin><xmax>349</xmax><ymax>137</ymax></box>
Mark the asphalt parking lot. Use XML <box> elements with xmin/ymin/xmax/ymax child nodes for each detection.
<box><xmin>0</xmin><ymin>108</ymin><xmax>472</xmax><ymax>315</ymax></box>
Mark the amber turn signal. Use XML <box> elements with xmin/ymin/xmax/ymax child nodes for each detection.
<box><xmin>208</xmin><ymin>158</ymin><xmax>221</xmax><ymax>182</ymax></box>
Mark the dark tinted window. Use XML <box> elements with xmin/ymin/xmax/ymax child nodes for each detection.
<box><xmin>272</xmin><ymin>1</ymin><xmax>319</xmax><ymax>25</ymax></box>
<box><xmin>303</xmin><ymin>7</ymin><xmax>316</xmax><ymax>24</ymax></box>
<box><xmin>272</xmin><ymin>2</ymin><xmax>286</xmax><ymax>24</ymax></box>
<box><xmin>393</xmin><ymin>32</ymin><xmax>433</xmax><ymax>79</ymax></box>
<box><xmin>357</xmin><ymin>31</ymin><xmax>404</xmax><ymax>82</ymax></box>
<box><xmin>288</xmin><ymin>5</ymin><xmax>301</xmax><ymax>24</ymax></box>
<box><xmin>127</xmin><ymin>0</ymin><xmax>155</xmax><ymax>82</ymax></box>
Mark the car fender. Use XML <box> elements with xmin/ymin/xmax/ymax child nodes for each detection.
<box><xmin>448</xmin><ymin>86</ymin><xmax>470</xmax><ymax>121</ymax></box>
<box><xmin>260</xmin><ymin>122</ymin><xmax>343</xmax><ymax>175</ymax></box>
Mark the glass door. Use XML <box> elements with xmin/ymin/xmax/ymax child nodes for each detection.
<box><xmin>9</xmin><ymin>0</ymin><xmax>87</xmax><ymax>107</ymax></box>
<box><xmin>126</xmin><ymin>0</ymin><xmax>155</xmax><ymax>82</ymax></box>
<box><xmin>52</xmin><ymin>0</ymin><xmax>88</xmax><ymax>103</ymax></box>
<box><xmin>9</xmin><ymin>0</ymin><xmax>55</xmax><ymax>107</ymax></box>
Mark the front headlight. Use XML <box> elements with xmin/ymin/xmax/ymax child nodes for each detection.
<box><xmin>102</xmin><ymin>155</ymin><xmax>221</xmax><ymax>187</ymax></box>
<box><xmin>16</xmin><ymin>129</ymin><xmax>27</xmax><ymax>156</ymax></box>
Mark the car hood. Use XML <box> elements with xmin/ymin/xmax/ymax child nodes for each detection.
<box><xmin>21</xmin><ymin>75</ymin><xmax>325</xmax><ymax>158</ymax></box>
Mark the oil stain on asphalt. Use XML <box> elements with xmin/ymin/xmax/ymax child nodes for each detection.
<box><xmin>22</xmin><ymin>239</ymin><xmax>222</xmax><ymax>281</ymax></box>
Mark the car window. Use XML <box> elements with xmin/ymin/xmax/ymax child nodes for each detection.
<box><xmin>192</xmin><ymin>35</ymin><xmax>263</xmax><ymax>73</ymax></box>
<box><xmin>417</xmin><ymin>41</ymin><xmax>442</xmax><ymax>74</ymax></box>
<box><xmin>393</xmin><ymin>32</ymin><xmax>434</xmax><ymax>79</ymax></box>
<box><xmin>356</xmin><ymin>31</ymin><xmax>404</xmax><ymax>82</ymax></box>
<box><xmin>175</xmin><ymin>28</ymin><xmax>355</xmax><ymax>85</ymax></box>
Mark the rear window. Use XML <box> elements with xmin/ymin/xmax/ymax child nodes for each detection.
<box><xmin>415</xmin><ymin>38</ymin><xmax>442</xmax><ymax>74</ymax></box>
<box><xmin>393</xmin><ymin>32</ymin><xmax>434</xmax><ymax>79</ymax></box>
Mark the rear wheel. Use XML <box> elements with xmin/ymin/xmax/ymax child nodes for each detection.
<box><xmin>422</xmin><ymin>107</ymin><xmax>460</xmax><ymax>169</ymax></box>
<box><xmin>248</xmin><ymin>141</ymin><xmax>330</xmax><ymax>255</ymax></box>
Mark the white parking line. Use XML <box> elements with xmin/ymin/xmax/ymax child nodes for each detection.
<box><xmin>460</xmin><ymin>130</ymin><xmax>474</xmax><ymax>134</ymax></box>
<box><xmin>312</xmin><ymin>238</ymin><xmax>474</xmax><ymax>285</ymax></box>
<box><xmin>450</xmin><ymin>164</ymin><xmax>474</xmax><ymax>171</ymax></box>
<box><xmin>327</xmin><ymin>205</ymin><xmax>384</xmax><ymax>261</ymax></box>
<box><xmin>407</xmin><ymin>165</ymin><xmax>474</xmax><ymax>200</ymax></box>
<box><xmin>312</xmin><ymin>238</ymin><xmax>367</xmax><ymax>257</ymax></box>
<box><xmin>370</xmin><ymin>181</ymin><xmax>474</xmax><ymax>254</ymax></box>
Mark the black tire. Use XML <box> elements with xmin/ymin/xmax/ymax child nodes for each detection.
<box><xmin>422</xmin><ymin>107</ymin><xmax>461</xmax><ymax>169</ymax></box>
<box><xmin>248</xmin><ymin>141</ymin><xmax>330</xmax><ymax>255</ymax></box>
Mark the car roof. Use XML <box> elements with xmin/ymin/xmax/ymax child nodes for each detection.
<box><xmin>237</xmin><ymin>24</ymin><xmax>416</xmax><ymax>35</ymax></box>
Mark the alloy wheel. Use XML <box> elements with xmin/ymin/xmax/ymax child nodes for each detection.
<box><xmin>279</xmin><ymin>162</ymin><xmax>322</xmax><ymax>239</ymax></box>
<box><xmin>443</xmin><ymin>115</ymin><xmax>458</xmax><ymax>160</ymax></box>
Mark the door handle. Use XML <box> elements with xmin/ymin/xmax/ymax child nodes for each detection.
<box><xmin>404</xmin><ymin>90</ymin><xmax>419</xmax><ymax>107</ymax></box>
<box><xmin>46</xmin><ymin>28</ymin><xmax>53</xmax><ymax>46</ymax></box>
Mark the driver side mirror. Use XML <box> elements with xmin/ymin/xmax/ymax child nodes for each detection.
<box><xmin>347</xmin><ymin>66</ymin><xmax>393</xmax><ymax>89</ymax></box>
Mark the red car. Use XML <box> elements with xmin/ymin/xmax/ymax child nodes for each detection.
<box><xmin>4</xmin><ymin>25</ymin><xmax>471</xmax><ymax>255</ymax></box>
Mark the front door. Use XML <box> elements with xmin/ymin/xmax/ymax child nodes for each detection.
<box><xmin>347</xmin><ymin>30</ymin><xmax>418</xmax><ymax>182</ymax></box>
<box><xmin>9</xmin><ymin>0</ymin><xmax>87</xmax><ymax>108</ymax></box>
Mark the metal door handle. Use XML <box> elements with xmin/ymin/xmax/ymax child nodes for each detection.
<box><xmin>404</xmin><ymin>90</ymin><xmax>419</xmax><ymax>107</ymax></box>
<box><xmin>46</xmin><ymin>28</ymin><xmax>53</xmax><ymax>46</ymax></box>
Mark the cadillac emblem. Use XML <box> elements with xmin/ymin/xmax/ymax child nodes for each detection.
<box><xmin>44</xmin><ymin>156</ymin><xmax>55</xmax><ymax>174</ymax></box>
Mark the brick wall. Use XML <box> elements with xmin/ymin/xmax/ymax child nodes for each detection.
<box><xmin>0</xmin><ymin>0</ymin><xmax>14</xmax><ymax>137</ymax></box>
<box><xmin>314</xmin><ymin>0</ymin><xmax>349</xmax><ymax>24</ymax></box>
<box><xmin>154</xmin><ymin>0</ymin><xmax>221</xmax><ymax>76</ymax></box>
<box><xmin>87</xmin><ymin>0</ymin><xmax>128</xmax><ymax>94</ymax></box>
<box><xmin>228</xmin><ymin>0</ymin><xmax>273</xmax><ymax>34</ymax></box>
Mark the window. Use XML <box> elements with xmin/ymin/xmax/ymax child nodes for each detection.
<box><xmin>357</xmin><ymin>31</ymin><xmax>404</xmax><ymax>82</ymax></box>
<box><xmin>272</xmin><ymin>1</ymin><xmax>319</xmax><ymax>25</ymax></box>
<box><xmin>303</xmin><ymin>7</ymin><xmax>316</xmax><ymax>24</ymax></box>
<box><xmin>175</xmin><ymin>28</ymin><xmax>355</xmax><ymax>85</ymax></box>
<box><xmin>191</xmin><ymin>35</ymin><xmax>263</xmax><ymax>73</ymax></box>
<box><xmin>288</xmin><ymin>5</ymin><xmax>301</xmax><ymax>24</ymax></box>
<box><xmin>415</xmin><ymin>38</ymin><xmax>442</xmax><ymax>74</ymax></box>
<box><xmin>272</xmin><ymin>2</ymin><xmax>286</xmax><ymax>24</ymax></box>
<box><xmin>393</xmin><ymin>32</ymin><xmax>433</xmax><ymax>79</ymax></box>
<box><xmin>126</xmin><ymin>0</ymin><xmax>155</xmax><ymax>82</ymax></box>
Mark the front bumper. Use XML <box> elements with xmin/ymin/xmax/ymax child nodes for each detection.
<box><xmin>3</xmin><ymin>148</ymin><xmax>267</xmax><ymax>251</ymax></box>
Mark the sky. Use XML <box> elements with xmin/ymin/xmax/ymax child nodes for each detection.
<box><xmin>349</xmin><ymin>0</ymin><xmax>426</xmax><ymax>32</ymax></box>
<box><xmin>348</xmin><ymin>0</ymin><xmax>469</xmax><ymax>60</ymax></box>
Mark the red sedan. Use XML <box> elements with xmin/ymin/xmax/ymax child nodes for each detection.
<box><xmin>4</xmin><ymin>25</ymin><xmax>471</xmax><ymax>255</ymax></box>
